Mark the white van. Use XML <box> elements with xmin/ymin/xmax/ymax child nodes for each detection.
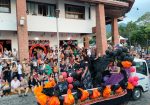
<box><xmin>132</xmin><ymin>58</ymin><xmax>150</xmax><ymax>100</ymax></box>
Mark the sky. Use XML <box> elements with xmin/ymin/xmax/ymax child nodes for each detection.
<box><xmin>121</xmin><ymin>0</ymin><xmax>150</xmax><ymax>23</ymax></box>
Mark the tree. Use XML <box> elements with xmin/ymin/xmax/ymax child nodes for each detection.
<box><xmin>118</xmin><ymin>12</ymin><xmax>150</xmax><ymax>48</ymax></box>
<box><xmin>136</xmin><ymin>12</ymin><xmax>150</xmax><ymax>26</ymax></box>
<box><xmin>118</xmin><ymin>24</ymin><xmax>128</xmax><ymax>37</ymax></box>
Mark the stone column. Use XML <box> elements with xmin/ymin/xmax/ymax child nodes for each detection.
<box><xmin>16</xmin><ymin>0</ymin><xmax>29</xmax><ymax>61</ymax></box>
<box><xmin>111</xmin><ymin>18</ymin><xmax>120</xmax><ymax>46</ymax></box>
<box><xmin>96</xmin><ymin>3</ymin><xmax>107</xmax><ymax>56</ymax></box>
<box><xmin>84</xmin><ymin>35</ymin><xmax>89</xmax><ymax>49</ymax></box>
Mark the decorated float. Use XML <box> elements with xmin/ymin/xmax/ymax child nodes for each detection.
<box><xmin>34</xmin><ymin>47</ymin><xmax>145</xmax><ymax>105</ymax></box>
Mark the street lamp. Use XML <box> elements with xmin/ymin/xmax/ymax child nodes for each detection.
<box><xmin>55</xmin><ymin>9</ymin><xmax>60</xmax><ymax>73</ymax></box>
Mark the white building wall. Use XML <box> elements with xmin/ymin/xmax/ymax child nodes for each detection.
<box><xmin>91</xmin><ymin>5</ymin><xmax>96</xmax><ymax>27</ymax></box>
<box><xmin>27</xmin><ymin>0</ymin><xmax>96</xmax><ymax>33</ymax></box>
<box><xmin>27</xmin><ymin>16</ymin><xmax>93</xmax><ymax>33</ymax></box>
<box><xmin>0</xmin><ymin>31</ymin><xmax>18</xmax><ymax>50</ymax></box>
<box><xmin>0</xmin><ymin>0</ymin><xmax>96</xmax><ymax>33</ymax></box>
<box><xmin>0</xmin><ymin>0</ymin><xmax>17</xmax><ymax>31</ymax></box>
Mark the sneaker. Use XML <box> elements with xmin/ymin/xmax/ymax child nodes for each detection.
<box><xmin>19</xmin><ymin>95</ymin><xmax>22</xmax><ymax>97</ymax></box>
<box><xmin>24</xmin><ymin>94</ymin><xmax>28</xmax><ymax>96</ymax></box>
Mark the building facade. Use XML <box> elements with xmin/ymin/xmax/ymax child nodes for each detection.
<box><xmin>0</xmin><ymin>0</ymin><xmax>134</xmax><ymax>61</ymax></box>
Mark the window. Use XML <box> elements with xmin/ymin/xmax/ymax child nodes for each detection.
<box><xmin>136</xmin><ymin>62</ymin><xmax>148</xmax><ymax>76</ymax></box>
<box><xmin>38</xmin><ymin>4</ymin><xmax>48</xmax><ymax>16</ymax></box>
<box><xmin>27</xmin><ymin>1</ymin><xmax>56</xmax><ymax>17</ymax></box>
<box><xmin>88</xmin><ymin>7</ymin><xmax>91</xmax><ymax>19</ymax></box>
<box><xmin>0</xmin><ymin>0</ymin><xmax>11</xmax><ymax>13</ymax></box>
<box><xmin>65</xmin><ymin>4</ymin><xmax>85</xmax><ymax>19</ymax></box>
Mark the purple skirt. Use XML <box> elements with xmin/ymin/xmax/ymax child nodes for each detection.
<box><xmin>104</xmin><ymin>73</ymin><xmax>124</xmax><ymax>85</ymax></box>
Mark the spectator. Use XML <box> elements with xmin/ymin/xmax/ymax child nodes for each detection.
<box><xmin>0</xmin><ymin>62</ymin><xmax>2</xmax><ymax>78</ymax></box>
<box><xmin>11</xmin><ymin>63</ymin><xmax>18</xmax><ymax>78</ymax></box>
<box><xmin>41</xmin><ymin>50</ymin><xmax>46</xmax><ymax>60</ymax></box>
<box><xmin>3</xmin><ymin>48</ymin><xmax>9</xmax><ymax>58</ymax></box>
<box><xmin>1</xmin><ymin>80</ymin><xmax>11</xmax><ymax>96</ymax></box>
<box><xmin>3</xmin><ymin>63</ymin><xmax>11</xmax><ymax>83</ymax></box>
<box><xmin>22</xmin><ymin>58</ymin><xmax>27</xmax><ymax>73</ymax></box>
<box><xmin>28</xmin><ymin>76</ymin><xmax>36</xmax><ymax>92</ymax></box>
<box><xmin>44</xmin><ymin>61</ymin><xmax>52</xmax><ymax>76</ymax></box>
<box><xmin>60</xmin><ymin>59</ymin><xmax>66</xmax><ymax>72</ymax></box>
<box><xmin>32</xmin><ymin>56</ymin><xmax>38</xmax><ymax>72</ymax></box>
<box><xmin>11</xmin><ymin>77</ymin><xmax>21</xmax><ymax>97</ymax></box>
<box><xmin>17</xmin><ymin>61</ymin><xmax>23</xmax><ymax>80</ymax></box>
<box><xmin>12</xmin><ymin>48</ymin><xmax>18</xmax><ymax>60</ymax></box>
<box><xmin>0</xmin><ymin>51</ymin><xmax>3</xmax><ymax>58</ymax></box>
<box><xmin>19</xmin><ymin>77</ymin><xmax>29</xmax><ymax>96</ymax></box>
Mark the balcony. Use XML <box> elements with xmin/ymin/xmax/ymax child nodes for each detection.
<box><xmin>27</xmin><ymin>15</ymin><xmax>94</xmax><ymax>33</ymax></box>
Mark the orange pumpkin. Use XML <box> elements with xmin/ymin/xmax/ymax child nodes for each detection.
<box><xmin>78</xmin><ymin>88</ymin><xmax>89</xmax><ymax>101</ymax></box>
<box><xmin>115</xmin><ymin>87</ymin><xmax>123</xmax><ymax>94</ymax></box>
<box><xmin>127</xmin><ymin>82</ymin><xmax>134</xmax><ymax>90</ymax></box>
<box><xmin>90</xmin><ymin>89</ymin><xmax>101</xmax><ymax>99</ymax></box>
<box><xmin>36</xmin><ymin>93</ymin><xmax>48</xmax><ymax>105</ymax></box>
<box><xmin>64</xmin><ymin>89</ymin><xmax>75</xmax><ymax>105</ymax></box>
<box><xmin>34</xmin><ymin>86</ymin><xmax>43</xmax><ymax>96</ymax></box>
<box><xmin>44</xmin><ymin>80</ymin><xmax>56</xmax><ymax>88</ymax></box>
<box><xmin>103</xmin><ymin>86</ymin><xmax>111</xmax><ymax>98</ymax></box>
<box><xmin>47</xmin><ymin>96</ymin><xmax>60</xmax><ymax>105</ymax></box>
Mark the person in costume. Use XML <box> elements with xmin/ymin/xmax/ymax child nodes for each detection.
<box><xmin>104</xmin><ymin>62</ymin><xmax>124</xmax><ymax>86</ymax></box>
<box><xmin>55</xmin><ymin>75</ymin><xmax>68</xmax><ymax>95</ymax></box>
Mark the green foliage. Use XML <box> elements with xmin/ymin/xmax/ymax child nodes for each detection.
<box><xmin>106</xmin><ymin>32</ymin><xmax>111</xmax><ymax>38</ymax></box>
<box><xmin>89</xmin><ymin>36</ymin><xmax>96</xmax><ymax>46</ymax></box>
<box><xmin>136</xmin><ymin>12</ymin><xmax>150</xmax><ymax>26</ymax></box>
<box><xmin>118</xmin><ymin>12</ymin><xmax>150</xmax><ymax>47</ymax></box>
<box><xmin>118</xmin><ymin>25</ymin><xmax>127</xmax><ymax>37</ymax></box>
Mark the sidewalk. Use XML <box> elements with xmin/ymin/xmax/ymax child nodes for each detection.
<box><xmin>0</xmin><ymin>93</ymin><xmax>37</xmax><ymax>105</ymax></box>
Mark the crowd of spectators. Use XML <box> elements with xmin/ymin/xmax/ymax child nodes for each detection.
<box><xmin>0</xmin><ymin>44</ymin><xmax>149</xmax><ymax>98</ymax></box>
<box><xmin>0</xmin><ymin>46</ymin><xmax>96</xmax><ymax>97</ymax></box>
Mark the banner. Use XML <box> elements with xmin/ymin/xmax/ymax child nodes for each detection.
<box><xmin>29</xmin><ymin>40</ymin><xmax>50</xmax><ymax>46</ymax></box>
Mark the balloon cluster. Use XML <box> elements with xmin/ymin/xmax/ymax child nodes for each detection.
<box><xmin>61</xmin><ymin>71</ymin><xmax>81</xmax><ymax>90</ymax></box>
<box><xmin>128</xmin><ymin>67</ymin><xmax>139</xmax><ymax>88</ymax></box>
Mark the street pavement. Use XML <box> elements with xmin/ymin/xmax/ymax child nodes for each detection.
<box><xmin>127</xmin><ymin>91</ymin><xmax>150</xmax><ymax>105</ymax></box>
<box><xmin>0</xmin><ymin>91</ymin><xmax>150</xmax><ymax>105</ymax></box>
<box><xmin>0</xmin><ymin>93</ymin><xmax>37</xmax><ymax>105</ymax></box>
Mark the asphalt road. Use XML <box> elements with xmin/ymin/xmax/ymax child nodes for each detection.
<box><xmin>0</xmin><ymin>91</ymin><xmax>150</xmax><ymax>105</ymax></box>
<box><xmin>127</xmin><ymin>91</ymin><xmax>150</xmax><ymax>105</ymax></box>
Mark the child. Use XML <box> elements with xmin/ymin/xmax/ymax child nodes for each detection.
<box><xmin>55</xmin><ymin>75</ymin><xmax>68</xmax><ymax>95</ymax></box>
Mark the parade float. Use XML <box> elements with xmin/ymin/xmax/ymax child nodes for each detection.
<box><xmin>34</xmin><ymin>47</ymin><xmax>145</xmax><ymax>105</ymax></box>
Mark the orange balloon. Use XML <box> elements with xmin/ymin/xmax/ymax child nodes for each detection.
<box><xmin>121</xmin><ymin>61</ymin><xmax>132</xmax><ymax>68</ymax></box>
